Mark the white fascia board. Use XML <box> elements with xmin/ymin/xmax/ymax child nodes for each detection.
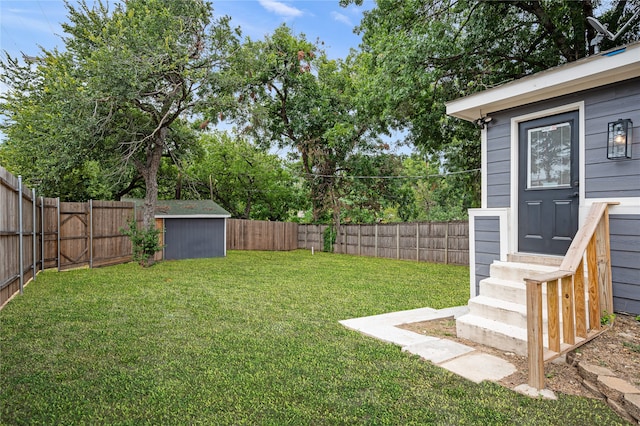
<box><xmin>446</xmin><ymin>43</ymin><xmax>640</xmax><ymax>122</ymax></box>
<box><xmin>155</xmin><ymin>214</ymin><xmax>231</xmax><ymax>219</ymax></box>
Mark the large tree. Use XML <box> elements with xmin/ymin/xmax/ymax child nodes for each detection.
<box><xmin>1</xmin><ymin>0</ymin><xmax>240</xmax><ymax>264</ymax></box>
<box><xmin>0</xmin><ymin>50</ymin><xmax>129</xmax><ymax>201</ymax></box>
<box><xmin>226</xmin><ymin>25</ymin><xmax>390</xmax><ymax>227</ymax></box>
<box><xmin>341</xmin><ymin>0</ymin><xmax>640</xmax><ymax>209</ymax></box>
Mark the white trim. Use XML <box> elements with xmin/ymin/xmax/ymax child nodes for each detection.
<box><xmin>155</xmin><ymin>214</ymin><xmax>231</xmax><ymax>219</ymax></box>
<box><xmin>223</xmin><ymin>218</ymin><xmax>227</xmax><ymax>257</ymax></box>
<box><xmin>446</xmin><ymin>43</ymin><xmax>640</xmax><ymax>122</ymax></box>
<box><xmin>510</xmin><ymin>102</ymin><xmax>585</xmax><ymax>252</ymax></box>
<box><xmin>481</xmin><ymin>128</ymin><xmax>488</xmax><ymax>208</ymax></box>
<box><xmin>468</xmin><ymin>208</ymin><xmax>510</xmax><ymax>298</ymax></box>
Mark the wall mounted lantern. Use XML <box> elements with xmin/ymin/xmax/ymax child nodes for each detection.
<box><xmin>607</xmin><ymin>119</ymin><xmax>633</xmax><ymax>160</ymax></box>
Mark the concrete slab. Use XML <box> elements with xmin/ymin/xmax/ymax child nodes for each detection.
<box><xmin>514</xmin><ymin>384</ymin><xmax>557</xmax><ymax>400</ymax></box>
<box><xmin>439</xmin><ymin>353</ymin><xmax>517</xmax><ymax>383</ymax></box>
<box><xmin>358</xmin><ymin>326</ymin><xmax>440</xmax><ymax>347</ymax></box>
<box><xmin>403</xmin><ymin>339</ymin><xmax>476</xmax><ymax>364</ymax></box>
<box><xmin>339</xmin><ymin>306</ymin><xmax>469</xmax><ymax>330</ymax></box>
<box><xmin>340</xmin><ymin>306</ymin><xmax>520</xmax><ymax>386</ymax></box>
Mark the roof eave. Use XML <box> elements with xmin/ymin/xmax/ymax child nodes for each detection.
<box><xmin>446</xmin><ymin>43</ymin><xmax>640</xmax><ymax>123</ymax></box>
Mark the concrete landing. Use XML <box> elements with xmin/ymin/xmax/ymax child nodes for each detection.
<box><xmin>340</xmin><ymin>306</ymin><xmax>518</xmax><ymax>385</ymax></box>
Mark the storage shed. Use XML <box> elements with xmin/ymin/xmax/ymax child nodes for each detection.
<box><xmin>152</xmin><ymin>200</ymin><xmax>230</xmax><ymax>260</ymax></box>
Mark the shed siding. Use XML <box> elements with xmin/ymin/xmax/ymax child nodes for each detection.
<box><xmin>610</xmin><ymin>215</ymin><xmax>640</xmax><ymax>315</ymax></box>
<box><xmin>164</xmin><ymin>218</ymin><xmax>226</xmax><ymax>260</ymax></box>
<box><xmin>474</xmin><ymin>217</ymin><xmax>501</xmax><ymax>294</ymax></box>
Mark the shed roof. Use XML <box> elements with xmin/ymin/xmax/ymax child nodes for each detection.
<box><xmin>126</xmin><ymin>199</ymin><xmax>231</xmax><ymax>218</ymax></box>
<box><xmin>446</xmin><ymin>41</ymin><xmax>640</xmax><ymax>122</ymax></box>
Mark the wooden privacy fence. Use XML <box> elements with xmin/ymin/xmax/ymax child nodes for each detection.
<box><xmin>227</xmin><ymin>219</ymin><xmax>298</xmax><ymax>251</ymax></box>
<box><xmin>298</xmin><ymin>222</ymin><xmax>469</xmax><ymax>265</ymax></box>
<box><xmin>1</xmin><ymin>169</ymin><xmax>40</xmax><ymax>307</ymax></box>
<box><xmin>1</xmin><ymin>166</ymin><xmax>141</xmax><ymax>307</ymax></box>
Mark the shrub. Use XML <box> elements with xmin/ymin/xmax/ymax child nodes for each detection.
<box><xmin>120</xmin><ymin>218</ymin><xmax>163</xmax><ymax>267</ymax></box>
<box><xmin>323</xmin><ymin>225</ymin><xmax>336</xmax><ymax>252</ymax></box>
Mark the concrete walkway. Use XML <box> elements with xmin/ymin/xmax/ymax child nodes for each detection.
<box><xmin>339</xmin><ymin>306</ymin><xmax>518</xmax><ymax>384</ymax></box>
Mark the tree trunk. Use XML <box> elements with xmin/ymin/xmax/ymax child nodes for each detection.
<box><xmin>137</xmin><ymin>129</ymin><xmax>165</xmax><ymax>266</ymax></box>
<box><xmin>175</xmin><ymin>172</ymin><xmax>182</xmax><ymax>200</ymax></box>
<box><xmin>142</xmin><ymin>139</ymin><xmax>163</xmax><ymax>231</ymax></box>
<box><xmin>330</xmin><ymin>187</ymin><xmax>341</xmax><ymax>253</ymax></box>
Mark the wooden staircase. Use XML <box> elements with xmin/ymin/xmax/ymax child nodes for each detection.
<box><xmin>457</xmin><ymin>202</ymin><xmax>617</xmax><ymax>389</ymax></box>
<box><xmin>456</xmin><ymin>257</ymin><xmax>562</xmax><ymax>356</ymax></box>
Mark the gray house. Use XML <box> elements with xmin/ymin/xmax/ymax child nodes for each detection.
<box><xmin>445</xmin><ymin>42</ymin><xmax>640</xmax><ymax>356</ymax></box>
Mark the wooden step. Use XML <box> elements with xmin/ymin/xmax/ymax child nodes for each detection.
<box><xmin>507</xmin><ymin>253</ymin><xmax>563</xmax><ymax>267</ymax></box>
<box><xmin>489</xmin><ymin>261</ymin><xmax>558</xmax><ymax>282</ymax></box>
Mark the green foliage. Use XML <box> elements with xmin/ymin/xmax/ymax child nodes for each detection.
<box><xmin>119</xmin><ymin>218</ymin><xmax>162</xmax><ymax>267</ymax></box>
<box><xmin>1</xmin><ymin>0</ymin><xmax>240</xmax><ymax>228</ymax></box>
<box><xmin>186</xmin><ymin>132</ymin><xmax>305</xmax><ymax>220</ymax></box>
<box><xmin>339</xmin><ymin>0</ymin><xmax>640</xmax><ymax>213</ymax></box>
<box><xmin>227</xmin><ymin>25</ymin><xmax>390</xmax><ymax>226</ymax></box>
<box><xmin>601</xmin><ymin>311</ymin><xmax>616</xmax><ymax>326</ymax></box>
<box><xmin>323</xmin><ymin>225</ymin><xmax>336</xmax><ymax>252</ymax></box>
<box><xmin>390</xmin><ymin>155</ymin><xmax>478</xmax><ymax>222</ymax></box>
<box><xmin>0</xmin><ymin>252</ymin><xmax>625</xmax><ymax>425</ymax></box>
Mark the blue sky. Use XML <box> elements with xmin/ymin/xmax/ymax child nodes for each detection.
<box><xmin>0</xmin><ymin>0</ymin><xmax>373</xmax><ymax>61</ymax></box>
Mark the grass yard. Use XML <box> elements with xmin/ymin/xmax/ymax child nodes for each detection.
<box><xmin>0</xmin><ymin>250</ymin><xmax>624</xmax><ymax>425</ymax></box>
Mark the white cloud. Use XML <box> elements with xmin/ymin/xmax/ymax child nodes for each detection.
<box><xmin>258</xmin><ymin>0</ymin><xmax>303</xmax><ymax>18</ymax></box>
<box><xmin>331</xmin><ymin>11</ymin><xmax>353</xmax><ymax>27</ymax></box>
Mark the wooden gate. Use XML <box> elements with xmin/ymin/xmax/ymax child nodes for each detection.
<box><xmin>58</xmin><ymin>202</ymin><xmax>90</xmax><ymax>270</ymax></box>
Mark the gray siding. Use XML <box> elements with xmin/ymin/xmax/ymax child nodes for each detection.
<box><xmin>164</xmin><ymin>218</ymin><xmax>226</xmax><ymax>260</ymax></box>
<box><xmin>584</xmin><ymin>80</ymin><xmax>640</xmax><ymax>198</ymax></box>
<box><xmin>610</xmin><ymin>215</ymin><xmax>640</xmax><ymax>315</ymax></box>
<box><xmin>474</xmin><ymin>217</ymin><xmax>501</xmax><ymax>294</ymax></box>
<box><xmin>485</xmin><ymin>77</ymin><xmax>640</xmax><ymax>206</ymax></box>
<box><xmin>486</xmin><ymin>120</ymin><xmax>511</xmax><ymax>208</ymax></box>
<box><xmin>483</xmin><ymin>77</ymin><xmax>640</xmax><ymax>313</ymax></box>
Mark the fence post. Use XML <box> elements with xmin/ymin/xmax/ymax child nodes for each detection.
<box><xmin>444</xmin><ymin>222</ymin><xmax>449</xmax><ymax>265</ymax></box>
<box><xmin>358</xmin><ymin>225</ymin><xmax>361</xmax><ymax>256</ymax></box>
<box><xmin>89</xmin><ymin>199</ymin><xmax>93</xmax><ymax>268</ymax></box>
<box><xmin>396</xmin><ymin>223</ymin><xmax>400</xmax><ymax>259</ymax></box>
<box><xmin>18</xmin><ymin>176</ymin><xmax>24</xmax><ymax>295</ymax></box>
<box><xmin>32</xmin><ymin>188</ymin><xmax>36</xmax><ymax>281</ymax></box>
<box><xmin>416</xmin><ymin>223</ymin><xmax>420</xmax><ymax>262</ymax></box>
<box><xmin>89</xmin><ymin>200</ymin><xmax>93</xmax><ymax>269</ymax></box>
<box><xmin>57</xmin><ymin>197</ymin><xmax>61</xmax><ymax>272</ymax></box>
<box><xmin>375</xmin><ymin>224</ymin><xmax>378</xmax><ymax>257</ymax></box>
<box><xmin>40</xmin><ymin>197</ymin><xmax>44</xmax><ymax>272</ymax></box>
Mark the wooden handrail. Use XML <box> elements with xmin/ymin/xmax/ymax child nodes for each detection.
<box><xmin>560</xmin><ymin>203</ymin><xmax>616</xmax><ymax>272</ymax></box>
<box><xmin>524</xmin><ymin>202</ymin><xmax>618</xmax><ymax>390</ymax></box>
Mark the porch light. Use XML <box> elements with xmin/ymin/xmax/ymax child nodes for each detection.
<box><xmin>607</xmin><ymin>119</ymin><xmax>633</xmax><ymax>159</ymax></box>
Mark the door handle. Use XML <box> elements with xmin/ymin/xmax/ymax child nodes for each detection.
<box><xmin>569</xmin><ymin>192</ymin><xmax>579</xmax><ymax>198</ymax></box>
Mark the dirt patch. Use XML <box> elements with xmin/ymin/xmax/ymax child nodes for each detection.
<box><xmin>398</xmin><ymin>313</ymin><xmax>640</xmax><ymax>398</ymax></box>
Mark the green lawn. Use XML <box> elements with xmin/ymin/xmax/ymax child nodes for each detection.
<box><xmin>0</xmin><ymin>250</ymin><xmax>624</xmax><ymax>425</ymax></box>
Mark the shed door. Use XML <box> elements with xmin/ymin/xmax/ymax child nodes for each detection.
<box><xmin>164</xmin><ymin>218</ymin><xmax>225</xmax><ymax>260</ymax></box>
<box><xmin>518</xmin><ymin>111</ymin><xmax>579</xmax><ymax>255</ymax></box>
